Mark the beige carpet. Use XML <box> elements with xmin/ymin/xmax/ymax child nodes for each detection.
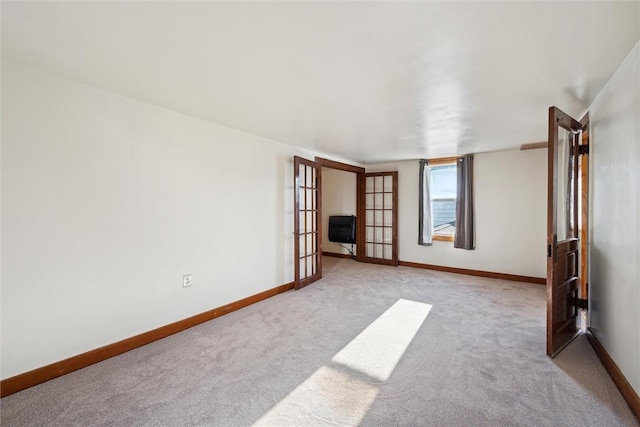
<box><xmin>1</xmin><ymin>257</ymin><xmax>637</xmax><ymax>426</ymax></box>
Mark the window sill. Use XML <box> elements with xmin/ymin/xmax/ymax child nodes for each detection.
<box><xmin>433</xmin><ymin>234</ymin><xmax>454</xmax><ymax>242</ymax></box>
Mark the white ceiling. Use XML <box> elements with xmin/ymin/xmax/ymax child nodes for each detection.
<box><xmin>3</xmin><ymin>1</ymin><xmax>639</xmax><ymax>164</ymax></box>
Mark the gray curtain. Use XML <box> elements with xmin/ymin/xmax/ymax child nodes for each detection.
<box><xmin>454</xmin><ymin>154</ymin><xmax>475</xmax><ymax>250</ymax></box>
<box><xmin>418</xmin><ymin>159</ymin><xmax>432</xmax><ymax>246</ymax></box>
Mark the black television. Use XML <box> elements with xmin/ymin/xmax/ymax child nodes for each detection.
<box><xmin>328</xmin><ymin>215</ymin><xmax>356</xmax><ymax>244</ymax></box>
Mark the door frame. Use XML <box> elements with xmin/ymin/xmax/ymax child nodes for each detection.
<box><xmin>294</xmin><ymin>156</ymin><xmax>399</xmax><ymax>289</ymax></box>
<box><xmin>579</xmin><ymin>113</ymin><xmax>589</xmax><ymax>305</ymax></box>
<box><xmin>314</xmin><ymin>157</ymin><xmax>366</xmax><ymax>262</ymax></box>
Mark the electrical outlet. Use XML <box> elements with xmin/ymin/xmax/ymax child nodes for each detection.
<box><xmin>183</xmin><ymin>274</ymin><xmax>192</xmax><ymax>288</ymax></box>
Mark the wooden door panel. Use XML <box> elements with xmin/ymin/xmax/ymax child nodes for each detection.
<box><xmin>552</xmin><ymin>239</ymin><xmax>579</xmax><ymax>336</ymax></box>
<box><xmin>547</xmin><ymin>106</ymin><xmax>582</xmax><ymax>357</ymax></box>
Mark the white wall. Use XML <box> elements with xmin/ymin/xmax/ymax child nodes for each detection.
<box><xmin>589</xmin><ymin>42</ymin><xmax>640</xmax><ymax>394</ymax></box>
<box><xmin>1</xmin><ymin>62</ymin><xmax>335</xmax><ymax>379</ymax></box>
<box><xmin>368</xmin><ymin>149</ymin><xmax>547</xmax><ymax>278</ymax></box>
<box><xmin>321</xmin><ymin>168</ymin><xmax>357</xmax><ymax>255</ymax></box>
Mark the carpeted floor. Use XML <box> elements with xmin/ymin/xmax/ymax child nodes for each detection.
<box><xmin>1</xmin><ymin>257</ymin><xmax>637</xmax><ymax>426</ymax></box>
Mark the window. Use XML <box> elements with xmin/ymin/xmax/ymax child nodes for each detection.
<box><xmin>429</xmin><ymin>162</ymin><xmax>457</xmax><ymax>239</ymax></box>
<box><xmin>419</xmin><ymin>158</ymin><xmax>457</xmax><ymax>244</ymax></box>
<box><xmin>420</xmin><ymin>155</ymin><xmax>474</xmax><ymax>248</ymax></box>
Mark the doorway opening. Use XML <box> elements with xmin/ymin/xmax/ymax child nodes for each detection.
<box><xmin>292</xmin><ymin>156</ymin><xmax>399</xmax><ymax>289</ymax></box>
<box><xmin>321</xmin><ymin>165</ymin><xmax>359</xmax><ymax>261</ymax></box>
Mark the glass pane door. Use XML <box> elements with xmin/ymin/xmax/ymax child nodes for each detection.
<box><xmin>364</xmin><ymin>172</ymin><xmax>398</xmax><ymax>266</ymax></box>
<box><xmin>294</xmin><ymin>156</ymin><xmax>322</xmax><ymax>289</ymax></box>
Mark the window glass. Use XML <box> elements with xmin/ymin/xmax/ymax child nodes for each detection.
<box><xmin>430</xmin><ymin>164</ymin><xmax>457</xmax><ymax>236</ymax></box>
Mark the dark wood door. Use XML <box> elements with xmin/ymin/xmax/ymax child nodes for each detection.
<box><xmin>547</xmin><ymin>106</ymin><xmax>583</xmax><ymax>357</ymax></box>
<box><xmin>294</xmin><ymin>156</ymin><xmax>322</xmax><ymax>289</ymax></box>
<box><xmin>364</xmin><ymin>172</ymin><xmax>398</xmax><ymax>266</ymax></box>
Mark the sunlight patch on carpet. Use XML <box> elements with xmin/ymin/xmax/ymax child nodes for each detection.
<box><xmin>252</xmin><ymin>299</ymin><xmax>432</xmax><ymax>426</ymax></box>
<box><xmin>332</xmin><ymin>299</ymin><xmax>432</xmax><ymax>381</ymax></box>
<box><xmin>252</xmin><ymin>365</ymin><xmax>379</xmax><ymax>426</ymax></box>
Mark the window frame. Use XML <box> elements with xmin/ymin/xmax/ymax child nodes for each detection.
<box><xmin>426</xmin><ymin>157</ymin><xmax>457</xmax><ymax>242</ymax></box>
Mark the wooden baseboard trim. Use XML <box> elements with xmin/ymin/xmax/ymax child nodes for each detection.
<box><xmin>398</xmin><ymin>260</ymin><xmax>546</xmax><ymax>284</ymax></box>
<box><xmin>322</xmin><ymin>251</ymin><xmax>353</xmax><ymax>259</ymax></box>
<box><xmin>586</xmin><ymin>330</ymin><xmax>640</xmax><ymax>419</ymax></box>
<box><xmin>0</xmin><ymin>281</ymin><xmax>294</xmax><ymax>398</ymax></box>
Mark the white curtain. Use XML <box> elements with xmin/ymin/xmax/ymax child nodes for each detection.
<box><xmin>418</xmin><ymin>159</ymin><xmax>432</xmax><ymax>246</ymax></box>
